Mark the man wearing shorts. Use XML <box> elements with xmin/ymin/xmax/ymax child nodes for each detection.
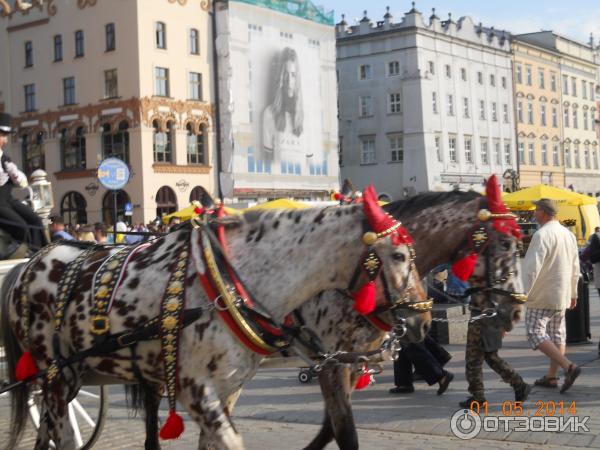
<box><xmin>522</xmin><ymin>198</ymin><xmax>581</xmax><ymax>393</ymax></box>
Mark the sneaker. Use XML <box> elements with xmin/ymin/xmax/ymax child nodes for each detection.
<box><xmin>459</xmin><ymin>396</ymin><xmax>486</xmax><ymax>408</ymax></box>
<box><xmin>514</xmin><ymin>383</ymin><xmax>532</xmax><ymax>402</ymax></box>
<box><xmin>437</xmin><ymin>371</ymin><xmax>454</xmax><ymax>396</ymax></box>
<box><xmin>389</xmin><ymin>385</ymin><xmax>415</xmax><ymax>394</ymax></box>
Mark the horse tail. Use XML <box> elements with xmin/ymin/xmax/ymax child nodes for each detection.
<box><xmin>0</xmin><ymin>263</ymin><xmax>29</xmax><ymax>450</ymax></box>
<box><xmin>125</xmin><ymin>382</ymin><xmax>162</xmax><ymax>449</ymax></box>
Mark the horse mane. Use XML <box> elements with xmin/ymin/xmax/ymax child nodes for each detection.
<box><xmin>384</xmin><ymin>190</ymin><xmax>482</xmax><ymax>218</ymax></box>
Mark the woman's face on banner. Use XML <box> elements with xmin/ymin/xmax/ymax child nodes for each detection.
<box><xmin>283</xmin><ymin>60</ymin><xmax>297</xmax><ymax>98</ymax></box>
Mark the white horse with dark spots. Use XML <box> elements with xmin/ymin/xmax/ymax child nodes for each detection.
<box><xmin>1</xmin><ymin>186</ymin><xmax>431</xmax><ymax>450</ymax></box>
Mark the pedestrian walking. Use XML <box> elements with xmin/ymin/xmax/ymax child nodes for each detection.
<box><xmin>522</xmin><ymin>198</ymin><xmax>581</xmax><ymax>393</ymax></box>
<box><xmin>587</xmin><ymin>226</ymin><xmax>600</xmax><ymax>298</ymax></box>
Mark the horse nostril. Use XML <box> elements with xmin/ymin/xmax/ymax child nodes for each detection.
<box><xmin>512</xmin><ymin>309</ymin><xmax>522</xmax><ymax>323</ymax></box>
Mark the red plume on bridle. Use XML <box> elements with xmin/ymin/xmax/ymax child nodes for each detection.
<box><xmin>353</xmin><ymin>185</ymin><xmax>413</xmax><ymax>315</ymax></box>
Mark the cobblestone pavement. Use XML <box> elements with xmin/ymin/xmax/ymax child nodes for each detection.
<box><xmin>2</xmin><ymin>290</ymin><xmax>600</xmax><ymax>449</ymax></box>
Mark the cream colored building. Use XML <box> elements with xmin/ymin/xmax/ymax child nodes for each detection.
<box><xmin>512</xmin><ymin>37</ymin><xmax>565</xmax><ymax>188</ymax></box>
<box><xmin>0</xmin><ymin>0</ymin><xmax>216</xmax><ymax>225</ymax></box>
<box><xmin>516</xmin><ymin>32</ymin><xmax>599</xmax><ymax>196</ymax></box>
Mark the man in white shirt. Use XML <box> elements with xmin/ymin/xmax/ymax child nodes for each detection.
<box><xmin>522</xmin><ymin>199</ymin><xmax>581</xmax><ymax>393</ymax></box>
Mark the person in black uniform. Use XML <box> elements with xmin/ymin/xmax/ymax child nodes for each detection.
<box><xmin>0</xmin><ymin>112</ymin><xmax>48</xmax><ymax>252</ymax></box>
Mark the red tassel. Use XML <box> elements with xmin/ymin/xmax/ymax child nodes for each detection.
<box><xmin>451</xmin><ymin>253</ymin><xmax>478</xmax><ymax>282</ymax></box>
<box><xmin>333</xmin><ymin>192</ymin><xmax>342</xmax><ymax>201</ymax></box>
<box><xmin>355</xmin><ymin>372</ymin><xmax>372</xmax><ymax>390</ymax></box>
<box><xmin>353</xmin><ymin>281</ymin><xmax>376</xmax><ymax>315</ymax></box>
<box><xmin>160</xmin><ymin>410</ymin><xmax>185</xmax><ymax>440</ymax></box>
<box><xmin>194</xmin><ymin>207</ymin><xmax>204</xmax><ymax>215</ymax></box>
<box><xmin>15</xmin><ymin>351</ymin><xmax>39</xmax><ymax>381</ymax></box>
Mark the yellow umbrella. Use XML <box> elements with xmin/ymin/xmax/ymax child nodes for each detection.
<box><xmin>503</xmin><ymin>185</ymin><xmax>597</xmax><ymax>211</ymax></box>
<box><xmin>162</xmin><ymin>202</ymin><xmax>239</xmax><ymax>224</ymax></box>
<box><xmin>243</xmin><ymin>198</ymin><xmax>308</xmax><ymax>211</ymax></box>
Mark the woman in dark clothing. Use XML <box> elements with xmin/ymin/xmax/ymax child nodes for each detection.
<box><xmin>0</xmin><ymin>113</ymin><xmax>48</xmax><ymax>252</ymax></box>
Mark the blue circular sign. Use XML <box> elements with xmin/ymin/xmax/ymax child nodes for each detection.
<box><xmin>97</xmin><ymin>157</ymin><xmax>130</xmax><ymax>190</ymax></box>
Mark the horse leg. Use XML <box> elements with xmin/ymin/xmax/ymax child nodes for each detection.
<box><xmin>196</xmin><ymin>388</ymin><xmax>243</xmax><ymax>449</ymax></box>
<box><xmin>34</xmin><ymin>377</ymin><xmax>79</xmax><ymax>450</ymax></box>
<box><xmin>178</xmin><ymin>380</ymin><xmax>244</xmax><ymax>450</ymax></box>
<box><xmin>304</xmin><ymin>364</ymin><xmax>358</xmax><ymax>450</ymax></box>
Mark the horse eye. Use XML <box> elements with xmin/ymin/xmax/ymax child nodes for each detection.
<box><xmin>501</xmin><ymin>240</ymin><xmax>512</xmax><ymax>251</ymax></box>
<box><xmin>393</xmin><ymin>252</ymin><xmax>406</xmax><ymax>262</ymax></box>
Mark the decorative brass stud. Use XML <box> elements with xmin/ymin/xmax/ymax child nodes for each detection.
<box><xmin>478</xmin><ymin>209</ymin><xmax>492</xmax><ymax>222</ymax></box>
<box><xmin>362</xmin><ymin>232</ymin><xmax>378</xmax><ymax>246</ymax></box>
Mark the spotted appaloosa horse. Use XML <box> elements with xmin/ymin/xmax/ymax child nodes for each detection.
<box><xmin>299</xmin><ymin>185</ymin><xmax>526</xmax><ymax>450</ymax></box>
<box><xmin>2</xmin><ymin>195</ymin><xmax>431</xmax><ymax>450</ymax></box>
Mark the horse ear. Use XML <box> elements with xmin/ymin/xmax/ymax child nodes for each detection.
<box><xmin>215</xmin><ymin>215</ymin><xmax>242</xmax><ymax>229</ymax></box>
<box><xmin>362</xmin><ymin>185</ymin><xmax>395</xmax><ymax>234</ymax></box>
<box><xmin>486</xmin><ymin>174</ymin><xmax>507</xmax><ymax>214</ymax></box>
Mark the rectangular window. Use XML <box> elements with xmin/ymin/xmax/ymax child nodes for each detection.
<box><xmin>435</xmin><ymin>135</ymin><xmax>442</xmax><ymax>162</ymax></box>
<box><xmin>574</xmin><ymin>143</ymin><xmax>580</xmax><ymax>168</ymax></box>
<box><xmin>528</xmin><ymin>142</ymin><xmax>535</xmax><ymax>165</ymax></box>
<box><xmin>24</xmin><ymin>84</ymin><xmax>35</xmax><ymax>112</ymax></box>
<box><xmin>463</xmin><ymin>97</ymin><xmax>470</xmax><ymax>118</ymax></box>
<box><xmin>491</xmin><ymin>102</ymin><xmax>497</xmax><ymax>121</ymax></box>
<box><xmin>447</xmin><ymin>94</ymin><xmax>454</xmax><ymax>116</ymax></box>
<box><xmin>538</xmin><ymin>68</ymin><xmax>545</xmax><ymax>89</ymax></box>
<box><xmin>504</xmin><ymin>143</ymin><xmax>511</xmax><ymax>165</ymax></box>
<box><xmin>445</xmin><ymin>64</ymin><xmax>451</xmax><ymax>78</ymax></box>
<box><xmin>565</xmin><ymin>145</ymin><xmax>571</xmax><ymax>168</ymax></box>
<box><xmin>156</xmin><ymin>22</ymin><xmax>167</xmax><ymax>49</ymax></box>
<box><xmin>477</xmin><ymin>72</ymin><xmax>483</xmax><ymax>85</ymax></box>
<box><xmin>517</xmin><ymin>102</ymin><xmax>523</xmax><ymax>123</ymax></box>
<box><xmin>360</xmin><ymin>136</ymin><xmax>376</xmax><ymax>164</ymax></box>
<box><xmin>448</xmin><ymin>136</ymin><xmax>457</xmax><ymax>163</ymax></box>
<box><xmin>563</xmin><ymin>75</ymin><xmax>569</xmax><ymax>95</ymax></box>
<box><xmin>540</xmin><ymin>104</ymin><xmax>547</xmax><ymax>126</ymax></box>
<box><xmin>359</xmin><ymin>95</ymin><xmax>373</xmax><ymax>117</ymax></box>
<box><xmin>518</xmin><ymin>142</ymin><xmax>525</xmax><ymax>165</ymax></box>
<box><xmin>63</xmin><ymin>77</ymin><xmax>75</xmax><ymax>105</ymax></box>
<box><xmin>527</xmin><ymin>102</ymin><xmax>533</xmax><ymax>124</ymax></box>
<box><xmin>428</xmin><ymin>61</ymin><xmax>435</xmax><ymax>75</ymax></box>
<box><xmin>479</xmin><ymin>100</ymin><xmax>485</xmax><ymax>120</ymax></box>
<box><xmin>550</xmin><ymin>72</ymin><xmax>557</xmax><ymax>92</ymax></box>
<box><xmin>389</xmin><ymin>93</ymin><xmax>402</xmax><ymax>114</ymax></box>
<box><xmin>585</xmin><ymin>145</ymin><xmax>591</xmax><ymax>169</ymax></box>
<box><xmin>516</xmin><ymin>65</ymin><xmax>522</xmax><ymax>84</ymax></box>
<box><xmin>584</xmin><ymin>110</ymin><xmax>588</xmax><ymax>130</ymax></box>
<box><xmin>553</xmin><ymin>143</ymin><xmax>559</xmax><ymax>166</ymax></box>
<box><xmin>481</xmin><ymin>139</ymin><xmax>489</xmax><ymax>165</ymax></box>
<box><xmin>594</xmin><ymin>149</ymin><xmax>599</xmax><ymax>170</ymax></box>
<box><xmin>75</xmin><ymin>30</ymin><xmax>84</xmax><ymax>57</ymax></box>
<box><xmin>573</xmin><ymin>109</ymin><xmax>578</xmax><ymax>129</ymax></box>
<box><xmin>593</xmin><ymin>113</ymin><xmax>596</xmax><ymax>131</ymax></box>
<box><xmin>590</xmin><ymin>83</ymin><xmax>595</xmax><ymax>101</ymax></box>
<box><xmin>541</xmin><ymin>142</ymin><xmax>548</xmax><ymax>165</ymax></box>
<box><xmin>503</xmin><ymin>104</ymin><xmax>509</xmax><ymax>123</ymax></box>
<box><xmin>154</xmin><ymin>67</ymin><xmax>170</xmax><ymax>97</ymax></box>
<box><xmin>582</xmin><ymin>80</ymin><xmax>587</xmax><ymax>99</ymax></box>
<box><xmin>432</xmin><ymin>92</ymin><xmax>438</xmax><ymax>114</ymax></box>
<box><xmin>502</xmin><ymin>76</ymin><xmax>507</xmax><ymax>89</ymax></box>
<box><xmin>359</xmin><ymin>64</ymin><xmax>372</xmax><ymax>80</ymax></box>
<box><xmin>461</xmin><ymin>68</ymin><xmax>467</xmax><ymax>81</ymax></box>
<box><xmin>464</xmin><ymin>137</ymin><xmax>472</xmax><ymax>163</ymax></box>
<box><xmin>189</xmin><ymin>72</ymin><xmax>202</xmax><ymax>100</ymax></box>
<box><xmin>494</xmin><ymin>140</ymin><xmax>501</xmax><ymax>165</ymax></box>
<box><xmin>53</xmin><ymin>35</ymin><xmax>62</xmax><ymax>62</ymax></box>
<box><xmin>552</xmin><ymin>107</ymin><xmax>558</xmax><ymax>127</ymax></box>
<box><xmin>525</xmin><ymin>65</ymin><xmax>532</xmax><ymax>85</ymax></box>
<box><xmin>104</xmin><ymin>69</ymin><xmax>118</xmax><ymax>98</ymax></box>
<box><xmin>564</xmin><ymin>106</ymin><xmax>570</xmax><ymax>127</ymax></box>
<box><xmin>388</xmin><ymin>61</ymin><xmax>400</xmax><ymax>76</ymax></box>
<box><xmin>571</xmin><ymin>77</ymin><xmax>577</xmax><ymax>96</ymax></box>
<box><xmin>190</xmin><ymin>29</ymin><xmax>200</xmax><ymax>55</ymax></box>
<box><xmin>105</xmin><ymin>23</ymin><xmax>116</xmax><ymax>51</ymax></box>
<box><xmin>389</xmin><ymin>134</ymin><xmax>403</xmax><ymax>163</ymax></box>
<box><xmin>490</xmin><ymin>74</ymin><xmax>495</xmax><ymax>87</ymax></box>
<box><xmin>24</xmin><ymin>41</ymin><xmax>33</xmax><ymax>67</ymax></box>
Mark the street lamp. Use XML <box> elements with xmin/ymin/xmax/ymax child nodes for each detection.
<box><xmin>29</xmin><ymin>169</ymin><xmax>54</xmax><ymax>221</ymax></box>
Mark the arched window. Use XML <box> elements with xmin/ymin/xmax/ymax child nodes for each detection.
<box><xmin>60</xmin><ymin>126</ymin><xmax>86</xmax><ymax>170</ymax></box>
<box><xmin>186</xmin><ymin>122</ymin><xmax>206</xmax><ymax>164</ymax></box>
<box><xmin>102</xmin><ymin>120</ymin><xmax>129</xmax><ymax>163</ymax></box>
<box><xmin>156</xmin><ymin>186</ymin><xmax>178</xmax><ymax>217</ymax></box>
<box><xmin>153</xmin><ymin>120</ymin><xmax>173</xmax><ymax>163</ymax></box>
<box><xmin>60</xmin><ymin>191</ymin><xmax>87</xmax><ymax>226</ymax></box>
<box><xmin>102</xmin><ymin>189</ymin><xmax>131</xmax><ymax>225</ymax></box>
<box><xmin>189</xmin><ymin>185</ymin><xmax>210</xmax><ymax>203</ymax></box>
<box><xmin>21</xmin><ymin>130</ymin><xmax>45</xmax><ymax>175</ymax></box>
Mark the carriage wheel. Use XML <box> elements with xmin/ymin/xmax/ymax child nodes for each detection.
<box><xmin>28</xmin><ymin>385</ymin><xmax>108</xmax><ymax>449</ymax></box>
<box><xmin>298</xmin><ymin>369</ymin><xmax>312</xmax><ymax>384</ymax></box>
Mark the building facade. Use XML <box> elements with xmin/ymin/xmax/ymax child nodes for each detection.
<box><xmin>511</xmin><ymin>37</ymin><xmax>565</xmax><ymax>188</ymax></box>
<box><xmin>215</xmin><ymin>0</ymin><xmax>339</xmax><ymax>201</ymax></box>
<box><xmin>0</xmin><ymin>0</ymin><xmax>216</xmax><ymax>225</ymax></box>
<box><xmin>336</xmin><ymin>7</ymin><xmax>517</xmax><ymax>200</ymax></box>
<box><xmin>516</xmin><ymin>32</ymin><xmax>599</xmax><ymax>196</ymax></box>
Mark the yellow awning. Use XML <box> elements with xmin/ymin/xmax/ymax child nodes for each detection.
<box><xmin>243</xmin><ymin>199</ymin><xmax>309</xmax><ymax>211</ymax></box>
<box><xmin>503</xmin><ymin>185</ymin><xmax>597</xmax><ymax>211</ymax></box>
